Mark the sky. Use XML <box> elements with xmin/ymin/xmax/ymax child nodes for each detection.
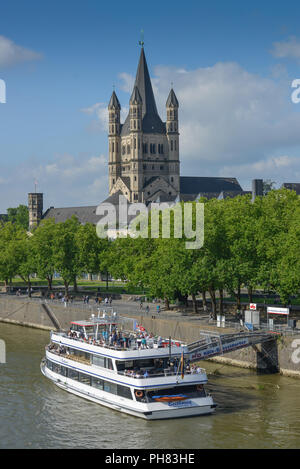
<box><xmin>1</xmin><ymin>0</ymin><xmax>300</xmax><ymax>212</ymax></box>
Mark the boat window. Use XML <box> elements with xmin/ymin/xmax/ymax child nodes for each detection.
<box><xmin>92</xmin><ymin>356</ymin><xmax>106</xmax><ymax>367</ymax></box>
<box><xmin>116</xmin><ymin>360</ymin><xmax>134</xmax><ymax>371</ymax></box>
<box><xmin>79</xmin><ymin>373</ymin><xmax>91</xmax><ymax>386</ymax></box>
<box><xmin>68</xmin><ymin>369</ymin><xmax>79</xmax><ymax>381</ymax></box>
<box><xmin>92</xmin><ymin>356</ymin><xmax>114</xmax><ymax>370</ymax></box>
<box><xmin>117</xmin><ymin>385</ymin><xmax>133</xmax><ymax>400</ymax></box>
<box><xmin>104</xmin><ymin>382</ymin><xmax>117</xmax><ymax>394</ymax></box>
<box><xmin>46</xmin><ymin>359</ymin><xmax>52</xmax><ymax>371</ymax></box>
<box><xmin>147</xmin><ymin>384</ymin><xmax>206</xmax><ymax>400</ymax></box>
<box><xmin>52</xmin><ymin>363</ymin><xmax>62</xmax><ymax>374</ymax></box>
<box><xmin>60</xmin><ymin>366</ymin><xmax>67</xmax><ymax>377</ymax></box>
<box><xmin>91</xmin><ymin>377</ymin><xmax>104</xmax><ymax>390</ymax></box>
<box><xmin>137</xmin><ymin>359</ymin><xmax>154</xmax><ymax>368</ymax></box>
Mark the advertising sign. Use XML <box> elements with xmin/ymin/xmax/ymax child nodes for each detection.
<box><xmin>267</xmin><ymin>307</ymin><xmax>289</xmax><ymax>316</ymax></box>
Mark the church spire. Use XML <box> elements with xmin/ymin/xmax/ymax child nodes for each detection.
<box><xmin>134</xmin><ymin>47</ymin><xmax>158</xmax><ymax>117</ymax></box>
<box><xmin>120</xmin><ymin>46</ymin><xmax>164</xmax><ymax>135</ymax></box>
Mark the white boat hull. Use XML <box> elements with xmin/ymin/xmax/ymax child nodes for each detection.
<box><xmin>41</xmin><ymin>361</ymin><xmax>216</xmax><ymax>420</ymax></box>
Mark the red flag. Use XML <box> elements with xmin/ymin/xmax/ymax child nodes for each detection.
<box><xmin>180</xmin><ymin>351</ymin><xmax>184</xmax><ymax>379</ymax></box>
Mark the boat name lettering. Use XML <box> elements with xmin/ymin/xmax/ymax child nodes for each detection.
<box><xmin>168</xmin><ymin>400</ymin><xmax>194</xmax><ymax>408</ymax></box>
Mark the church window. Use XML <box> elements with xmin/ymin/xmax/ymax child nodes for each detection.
<box><xmin>153</xmin><ymin>144</ymin><xmax>156</xmax><ymax>154</ymax></box>
<box><xmin>134</xmin><ymin>120</ymin><xmax>136</xmax><ymax>129</ymax></box>
<box><xmin>171</xmin><ymin>177</ymin><xmax>174</xmax><ymax>183</ymax></box>
<box><xmin>113</xmin><ymin>179</ymin><xmax>115</xmax><ymax>184</ymax></box>
<box><xmin>116</xmin><ymin>142</ymin><xmax>118</xmax><ymax>152</ymax></box>
<box><xmin>122</xmin><ymin>146</ymin><xmax>126</xmax><ymax>155</ymax></box>
<box><xmin>171</xmin><ymin>140</ymin><xmax>173</xmax><ymax>151</ymax></box>
<box><xmin>127</xmin><ymin>144</ymin><xmax>130</xmax><ymax>154</ymax></box>
<box><xmin>134</xmin><ymin>176</ymin><xmax>137</xmax><ymax>181</ymax></box>
<box><xmin>112</xmin><ymin>142</ymin><xmax>115</xmax><ymax>153</ymax></box>
<box><xmin>170</xmin><ymin>123</ymin><xmax>173</xmax><ymax>132</ymax></box>
<box><xmin>175</xmin><ymin>140</ymin><xmax>177</xmax><ymax>151</ymax></box>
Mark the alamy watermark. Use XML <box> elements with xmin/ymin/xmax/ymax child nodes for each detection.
<box><xmin>0</xmin><ymin>339</ymin><xmax>6</xmax><ymax>363</ymax></box>
<box><xmin>291</xmin><ymin>339</ymin><xmax>300</xmax><ymax>364</ymax></box>
<box><xmin>0</xmin><ymin>79</ymin><xmax>6</xmax><ymax>103</ymax></box>
<box><xmin>291</xmin><ymin>79</ymin><xmax>300</xmax><ymax>104</ymax></box>
<box><xmin>96</xmin><ymin>195</ymin><xmax>204</xmax><ymax>250</ymax></box>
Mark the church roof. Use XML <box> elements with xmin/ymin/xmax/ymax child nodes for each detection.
<box><xmin>43</xmin><ymin>205</ymin><xmax>100</xmax><ymax>224</ymax></box>
<box><xmin>166</xmin><ymin>88</ymin><xmax>179</xmax><ymax>108</ymax></box>
<box><xmin>121</xmin><ymin>48</ymin><xmax>165</xmax><ymax>136</ymax></box>
<box><xmin>130</xmin><ymin>86</ymin><xmax>142</xmax><ymax>105</ymax></box>
<box><xmin>282</xmin><ymin>183</ymin><xmax>300</xmax><ymax>195</ymax></box>
<box><xmin>108</xmin><ymin>91</ymin><xmax>121</xmax><ymax>110</ymax></box>
<box><xmin>180</xmin><ymin>177</ymin><xmax>243</xmax><ymax>195</ymax></box>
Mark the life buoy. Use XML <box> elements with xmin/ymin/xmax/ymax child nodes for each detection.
<box><xmin>135</xmin><ymin>390</ymin><xmax>144</xmax><ymax>398</ymax></box>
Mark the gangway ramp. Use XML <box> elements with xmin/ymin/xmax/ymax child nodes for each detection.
<box><xmin>187</xmin><ymin>330</ymin><xmax>276</xmax><ymax>362</ymax></box>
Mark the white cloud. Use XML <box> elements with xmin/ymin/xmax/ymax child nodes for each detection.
<box><xmin>220</xmin><ymin>155</ymin><xmax>300</xmax><ymax>189</ymax></box>
<box><xmin>0</xmin><ymin>153</ymin><xmax>108</xmax><ymax>212</ymax></box>
<box><xmin>81</xmin><ymin>102</ymin><xmax>128</xmax><ymax>132</ymax></box>
<box><xmin>0</xmin><ymin>35</ymin><xmax>42</xmax><ymax>67</ymax></box>
<box><xmin>271</xmin><ymin>36</ymin><xmax>300</xmax><ymax>61</ymax></box>
<box><xmin>82</xmin><ymin>59</ymin><xmax>300</xmax><ymax>190</ymax></box>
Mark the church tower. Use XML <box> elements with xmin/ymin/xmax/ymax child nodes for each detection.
<box><xmin>28</xmin><ymin>192</ymin><xmax>43</xmax><ymax>230</ymax></box>
<box><xmin>108</xmin><ymin>44</ymin><xmax>180</xmax><ymax>203</ymax></box>
<box><xmin>166</xmin><ymin>88</ymin><xmax>180</xmax><ymax>194</ymax></box>
<box><xmin>108</xmin><ymin>90</ymin><xmax>121</xmax><ymax>194</ymax></box>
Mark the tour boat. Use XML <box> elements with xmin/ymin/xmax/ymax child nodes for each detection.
<box><xmin>41</xmin><ymin>311</ymin><xmax>216</xmax><ymax>420</ymax></box>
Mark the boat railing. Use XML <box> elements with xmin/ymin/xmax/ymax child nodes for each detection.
<box><xmin>118</xmin><ymin>368</ymin><xmax>206</xmax><ymax>379</ymax></box>
<box><xmin>51</xmin><ymin>331</ymin><xmax>184</xmax><ymax>353</ymax></box>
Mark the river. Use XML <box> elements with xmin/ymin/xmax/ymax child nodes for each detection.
<box><xmin>0</xmin><ymin>323</ymin><xmax>300</xmax><ymax>449</ymax></box>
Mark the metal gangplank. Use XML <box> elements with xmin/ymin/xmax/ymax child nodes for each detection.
<box><xmin>186</xmin><ymin>330</ymin><xmax>276</xmax><ymax>363</ymax></box>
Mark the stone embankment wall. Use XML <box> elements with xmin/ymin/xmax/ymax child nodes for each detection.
<box><xmin>0</xmin><ymin>296</ymin><xmax>299</xmax><ymax>378</ymax></box>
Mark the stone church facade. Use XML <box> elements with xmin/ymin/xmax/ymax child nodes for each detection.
<box><xmin>108</xmin><ymin>46</ymin><xmax>180</xmax><ymax>204</ymax></box>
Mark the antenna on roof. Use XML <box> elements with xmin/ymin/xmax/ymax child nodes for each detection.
<box><xmin>139</xmin><ymin>29</ymin><xmax>144</xmax><ymax>48</ymax></box>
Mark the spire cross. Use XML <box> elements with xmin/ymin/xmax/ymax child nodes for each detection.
<box><xmin>139</xmin><ymin>29</ymin><xmax>144</xmax><ymax>48</ymax></box>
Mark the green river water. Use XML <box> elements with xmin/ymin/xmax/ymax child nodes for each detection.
<box><xmin>0</xmin><ymin>323</ymin><xmax>300</xmax><ymax>449</ymax></box>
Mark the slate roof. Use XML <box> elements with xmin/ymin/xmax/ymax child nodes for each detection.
<box><xmin>42</xmin><ymin>192</ymin><xmax>138</xmax><ymax>226</ymax></box>
<box><xmin>121</xmin><ymin>48</ymin><xmax>165</xmax><ymax>136</ymax></box>
<box><xmin>108</xmin><ymin>91</ymin><xmax>121</xmax><ymax>110</ymax></box>
<box><xmin>180</xmin><ymin>176</ymin><xmax>243</xmax><ymax>195</ymax></box>
<box><xmin>166</xmin><ymin>88</ymin><xmax>179</xmax><ymax>108</ymax></box>
<box><xmin>282</xmin><ymin>183</ymin><xmax>300</xmax><ymax>195</ymax></box>
<box><xmin>43</xmin><ymin>205</ymin><xmax>100</xmax><ymax>224</ymax></box>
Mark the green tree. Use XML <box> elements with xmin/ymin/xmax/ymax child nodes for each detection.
<box><xmin>53</xmin><ymin>216</ymin><xmax>81</xmax><ymax>296</ymax></box>
<box><xmin>7</xmin><ymin>205</ymin><xmax>29</xmax><ymax>230</ymax></box>
<box><xmin>31</xmin><ymin>219</ymin><xmax>58</xmax><ymax>291</ymax></box>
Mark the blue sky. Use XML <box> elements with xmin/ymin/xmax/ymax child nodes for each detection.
<box><xmin>1</xmin><ymin>0</ymin><xmax>300</xmax><ymax>211</ymax></box>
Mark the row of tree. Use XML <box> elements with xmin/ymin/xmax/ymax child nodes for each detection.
<box><xmin>0</xmin><ymin>189</ymin><xmax>299</xmax><ymax>316</ymax></box>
